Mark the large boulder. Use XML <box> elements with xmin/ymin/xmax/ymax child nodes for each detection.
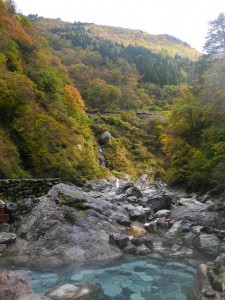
<box><xmin>0</xmin><ymin>271</ymin><xmax>33</xmax><ymax>300</ymax></box>
<box><xmin>163</xmin><ymin>221</ymin><xmax>182</xmax><ymax>246</ymax></box>
<box><xmin>142</xmin><ymin>193</ymin><xmax>172</xmax><ymax>212</ymax></box>
<box><xmin>155</xmin><ymin>209</ymin><xmax>170</xmax><ymax>218</ymax></box>
<box><xmin>110</xmin><ymin>212</ymin><xmax>131</xmax><ymax>226</ymax></box>
<box><xmin>193</xmin><ymin>234</ymin><xmax>221</xmax><ymax>256</ymax></box>
<box><xmin>45</xmin><ymin>283</ymin><xmax>101</xmax><ymax>300</ymax></box>
<box><xmin>190</xmin><ymin>264</ymin><xmax>211</xmax><ymax>300</ymax></box>
<box><xmin>169</xmin><ymin>203</ymin><xmax>225</xmax><ymax>229</ymax></box>
<box><xmin>142</xmin><ymin>237</ymin><xmax>154</xmax><ymax>251</ymax></box>
<box><xmin>109</xmin><ymin>233</ymin><xmax>129</xmax><ymax>249</ymax></box>
<box><xmin>129</xmin><ymin>210</ymin><xmax>142</xmax><ymax>221</ymax></box>
<box><xmin>0</xmin><ymin>232</ymin><xmax>16</xmax><ymax>244</ymax></box>
<box><xmin>99</xmin><ymin>131</ymin><xmax>112</xmax><ymax>144</ymax></box>
<box><xmin>125</xmin><ymin>186</ymin><xmax>143</xmax><ymax>198</ymax></box>
<box><xmin>5</xmin><ymin>183</ymin><xmax>128</xmax><ymax>264</ymax></box>
<box><xmin>116</xmin><ymin>182</ymin><xmax>134</xmax><ymax>195</ymax></box>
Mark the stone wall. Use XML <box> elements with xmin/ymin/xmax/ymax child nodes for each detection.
<box><xmin>0</xmin><ymin>179</ymin><xmax>61</xmax><ymax>201</ymax></box>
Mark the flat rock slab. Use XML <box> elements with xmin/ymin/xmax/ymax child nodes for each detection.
<box><xmin>0</xmin><ymin>232</ymin><xmax>16</xmax><ymax>244</ymax></box>
<box><xmin>169</xmin><ymin>204</ymin><xmax>225</xmax><ymax>229</ymax></box>
<box><xmin>17</xmin><ymin>294</ymin><xmax>50</xmax><ymax>300</ymax></box>
<box><xmin>45</xmin><ymin>283</ymin><xmax>101</xmax><ymax>300</ymax></box>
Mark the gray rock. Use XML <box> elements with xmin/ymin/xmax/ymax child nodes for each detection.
<box><xmin>190</xmin><ymin>264</ymin><xmax>210</xmax><ymax>300</ymax></box>
<box><xmin>204</xmin><ymin>290</ymin><xmax>216</xmax><ymax>297</ymax></box>
<box><xmin>0</xmin><ymin>232</ymin><xmax>16</xmax><ymax>244</ymax></box>
<box><xmin>219</xmin><ymin>243</ymin><xmax>225</xmax><ymax>253</ymax></box>
<box><xmin>124</xmin><ymin>244</ymin><xmax>137</xmax><ymax>255</ymax></box>
<box><xmin>129</xmin><ymin>210</ymin><xmax>142</xmax><ymax>221</ymax></box>
<box><xmin>6</xmin><ymin>184</ymin><xmax>124</xmax><ymax>264</ymax></box>
<box><xmin>179</xmin><ymin>197</ymin><xmax>202</xmax><ymax>206</ymax></box>
<box><xmin>136</xmin><ymin>174</ymin><xmax>148</xmax><ymax>185</ymax></box>
<box><xmin>163</xmin><ymin>221</ymin><xmax>182</xmax><ymax>246</ymax></box>
<box><xmin>5</xmin><ymin>202</ymin><xmax>17</xmax><ymax>213</ymax></box>
<box><xmin>116</xmin><ymin>182</ymin><xmax>134</xmax><ymax>195</ymax></box>
<box><xmin>85</xmin><ymin>179</ymin><xmax>113</xmax><ymax>193</ymax></box>
<box><xmin>146</xmin><ymin>220</ymin><xmax>158</xmax><ymax>233</ymax></box>
<box><xmin>181</xmin><ymin>222</ymin><xmax>192</xmax><ymax>233</ymax></box>
<box><xmin>192</xmin><ymin>225</ymin><xmax>204</xmax><ymax>234</ymax></box>
<box><xmin>143</xmin><ymin>193</ymin><xmax>172</xmax><ymax>212</ymax></box>
<box><xmin>136</xmin><ymin>244</ymin><xmax>152</xmax><ymax>255</ymax></box>
<box><xmin>211</xmin><ymin>277</ymin><xmax>225</xmax><ymax>292</ymax></box>
<box><xmin>99</xmin><ymin>131</ymin><xmax>112</xmax><ymax>144</ymax></box>
<box><xmin>169</xmin><ymin>203</ymin><xmax>225</xmax><ymax>229</ymax></box>
<box><xmin>126</xmin><ymin>196</ymin><xmax>137</xmax><ymax>203</ymax></box>
<box><xmin>207</xmin><ymin>266</ymin><xmax>225</xmax><ymax>291</ymax></box>
<box><xmin>125</xmin><ymin>186</ymin><xmax>143</xmax><ymax>198</ymax></box>
<box><xmin>143</xmin><ymin>237</ymin><xmax>154</xmax><ymax>250</ymax></box>
<box><xmin>110</xmin><ymin>212</ymin><xmax>131</xmax><ymax>226</ymax></box>
<box><xmin>155</xmin><ymin>209</ymin><xmax>170</xmax><ymax>218</ymax></box>
<box><xmin>48</xmin><ymin>183</ymin><xmax>91</xmax><ymax>203</ymax></box>
<box><xmin>17</xmin><ymin>198</ymin><xmax>34</xmax><ymax>215</ymax></box>
<box><xmin>130</xmin><ymin>237</ymin><xmax>143</xmax><ymax>246</ymax></box>
<box><xmin>214</xmin><ymin>255</ymin><xmax>225</xmax><ymax>274</ymax></box>
<box><xmin>193</xmin><ymin>234</ymin><xmax>221</xmax><ymax>256</ymax></box>
<box><xmin>182</xmin><ymin>232</ymin><xmax>195</xmax><ymax>247</ymax></box>
<box><xmin>16</xmin><ymin>294</ymin><xmax>50</xmax><ymax>300</ymax></box>
<box><xmin>0</xmin><ymin>244</ymin><xmax>6</xmax><ymax>253</ymax></box>
<box><xmin>109</xmin><ymin>234</ymin><xmax>129</xmax><ymax>249</ymax></box>
<box><xmin>0</xmin><ymin>271</ymin><xmax>33</xmax><ymax>300</ymax></box>
<box><xmin>0</xmin><ymin>223</ymin><xmax>10</xmax><ymax>232</ymax></box>
<box><xmin>45</xmin><ymin>283</ymin><xmax>101</xmax><ymax>300</ymax></box>
<box><xmin>5</xmin><ymin>202</ymin><xmax>19</xmax><ymax>223</ymax></box>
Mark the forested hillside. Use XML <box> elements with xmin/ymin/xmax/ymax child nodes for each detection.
<box><xmin>161</xmin><ymin>13</ymin><xmax>225</xmax><ymax>192</ymax></box>
<box><xmin>0</xmin><ymin>0</ymin><xmax>225</xmax><ymax>193</ymax></box>
<box><xmin>30</xmin><ymin>16</ymin><xmax>199</xmax><ymax>111</ymax></box>
<box><xmin>0</xmin><ymin>0</ymin><xmax>105</xmax><ymax>183</ymax></box>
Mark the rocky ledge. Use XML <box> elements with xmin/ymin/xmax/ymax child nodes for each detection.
<box><xmin>1</xmin><ymin>178</ymin><xmax>225</xmax><ymax>298</ymax></box>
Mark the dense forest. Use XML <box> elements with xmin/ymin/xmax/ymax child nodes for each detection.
<box><xmin>0</xmin><ymin>0</ymin><xmax>225</xmax><ymax>193</ymax></box>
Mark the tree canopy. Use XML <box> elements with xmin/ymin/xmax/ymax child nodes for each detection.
<box><xmin>204</xmin><ymin>13</ymin><xmax>225</xmax><ymax>57</ymax></box>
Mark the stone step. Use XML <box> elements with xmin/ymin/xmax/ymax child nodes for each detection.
<box><xmin>0</xmin><ymin>232</ymin><xmax>16</xmax><ymax>245</ymax></box>
<box><xmin>0</xmin><ymin>214</ymin><xmax>9</xmax><ymax>223</ymax></box>
<box><xmin>0</xmin><ymin>207</ymin><xmax>5</xmax><ymax>215</ymax></box>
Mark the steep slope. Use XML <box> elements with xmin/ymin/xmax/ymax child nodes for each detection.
<box><xmin>27</xmin><ymin>16</ymin><xmax>199</xmax><ymax>112</ymax></box>
<box><xmin>0</xmin><ymin>2</ymin><xmax>204</xmax><ymax>183</ymax></box>
<box><xmin>0</xmin><ymin>0</ymin><xmax>105</xmax><ymax>182</ymax></box>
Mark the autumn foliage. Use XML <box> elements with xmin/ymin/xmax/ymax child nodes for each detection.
<box><xmin>0</xmin><ymin>1</ymin><xmax>104</xmax><ymax>182</ymax></box>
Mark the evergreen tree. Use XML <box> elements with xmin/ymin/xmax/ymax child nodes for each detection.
<box><xmin>204</xmin><ymin>13</ymin><xmax>225</xmax><ymax>57</ymax></box>
<box><xmin>3</xmin><ymin>0</ymin><xmax>16</xmax><ymax>14</ymax></box>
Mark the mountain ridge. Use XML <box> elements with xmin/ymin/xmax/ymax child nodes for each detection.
<box><xmin>29</xmin><ymin>16</ymin><xmax>200</xmax><ymax>60</ymax></box>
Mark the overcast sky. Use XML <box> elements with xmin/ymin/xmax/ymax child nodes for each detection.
<box><xmin>14</xmin><ymin>0</ymin><xmax>225</xmax><ymax>52</ymax></box>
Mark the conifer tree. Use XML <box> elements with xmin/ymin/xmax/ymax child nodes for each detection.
<box><xmin>4</xmin><ymin>0</ymin><xmax>16</xmax><ymax>14</ymax></box>
<box><xmin>204</xmin><ymin>13</ymin><xmax>225</xmax><ymax>57</ymax></box>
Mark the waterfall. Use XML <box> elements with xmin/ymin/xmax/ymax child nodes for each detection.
<box><xmin>116</xmin><ymin>179</ymin><xmax>119</xmax><ymax>188</ymax></box>
<box><xmin>99</xmin><ymin>148</ymin><xmax>106</xmax><ymax>167</ymax></box>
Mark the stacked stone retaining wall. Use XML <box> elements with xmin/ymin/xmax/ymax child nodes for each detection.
<box><xmin>0</xmin><ymin>179</ymin><xmax>61</xmax><ymax>201</ymax></box>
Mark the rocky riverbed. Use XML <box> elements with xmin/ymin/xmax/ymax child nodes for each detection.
<box><xmin>1</xmin><ymin>177</ymin><xmax>225</xmax><ymax>299</ymax></box>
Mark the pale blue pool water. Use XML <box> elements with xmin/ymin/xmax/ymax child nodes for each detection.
<box><xmin>0</xmin><ymin>256</ymin><xmax>196</xmax><ymax>300</ymax></box>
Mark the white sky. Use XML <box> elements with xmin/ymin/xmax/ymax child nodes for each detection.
<box><xmin>14</xmin><ymin>0</ymin><xmax>225</xmax><ymax>52</ymax></box>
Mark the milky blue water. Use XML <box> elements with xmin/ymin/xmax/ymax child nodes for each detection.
<box><xmin>0</xmin><ymin>256</ymin><xmax>196</xmax><ymax>300</ymax></box>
